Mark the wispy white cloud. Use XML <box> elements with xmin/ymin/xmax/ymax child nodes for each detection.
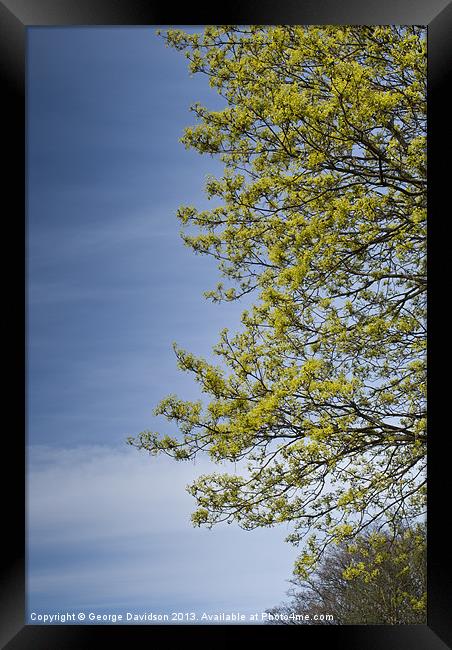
<box><xmin>27</xmin><ymin>444</ymin><xmax>297</xmax><ymax>618</ymax></box>
<box><xmin>28</xmin><ymin>209</ymin><xmax>179</xmax><ymax>265</ymax></box>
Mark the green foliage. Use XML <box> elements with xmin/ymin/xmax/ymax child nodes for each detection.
<box><xmin>266</xmin><ymin>522</ymin><xmax>426</xmax><ymax>624</ymax></box>
<box><xmin>129</xmin><ymin>26</ymin><xmax>426</xmax><ymax>577</ymax></box>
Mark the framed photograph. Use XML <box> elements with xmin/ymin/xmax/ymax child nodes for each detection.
<box><xmin>1</xmin><ymin>1</ymin><xmax>450</xmax><ymax>647</ymax></box>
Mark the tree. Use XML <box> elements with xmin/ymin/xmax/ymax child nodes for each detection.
<box><xmin>129</xmin><ymin>26</ymin><xmax>426</xmax><ymax>578</ymax></box>
<box><xmin>265</xmin><ymin>522</ymin><xmax>426</xmax><ymax>625</ymax></box>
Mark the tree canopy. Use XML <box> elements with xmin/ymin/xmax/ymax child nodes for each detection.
<box><xmin>266</xmin><ymin>522</ymin><xmax>426</xmax><ymax>624</ymax></box>
<box><xmin>129</xmin><ymin>25</ymin><xmax>426</xmax><ymax>578</ymax></box>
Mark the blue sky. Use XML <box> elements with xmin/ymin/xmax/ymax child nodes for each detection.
<box><xmin>27</xmin><ymin>27</ymin><xmax>298</xmax><ymax>624</ymax></box>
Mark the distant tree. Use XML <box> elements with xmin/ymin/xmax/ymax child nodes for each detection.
<box><xmin>129</xmin><ymin>26</ymin><xmax>426</xmax><ymax>578</ymax></box>
<box><xmin>266</xmin><ymin>522</ymin><xmax>426</xmax><ymax>625</ymax></box>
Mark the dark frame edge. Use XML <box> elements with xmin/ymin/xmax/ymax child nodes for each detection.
<box><xmin>426</xmin><ymin>2</ymin><xmax>452</xmax><ymax>648</ymax></box>
<box><xmin>0</xmin><ymin>1</ymin><xmax>26</xmax><ymax>648</ymax></box>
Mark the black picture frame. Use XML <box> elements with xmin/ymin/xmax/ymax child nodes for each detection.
<box><xmin>1</xmin><ymin>1</ymin><xmax>450</xmax><ymax>647</ymax></box>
